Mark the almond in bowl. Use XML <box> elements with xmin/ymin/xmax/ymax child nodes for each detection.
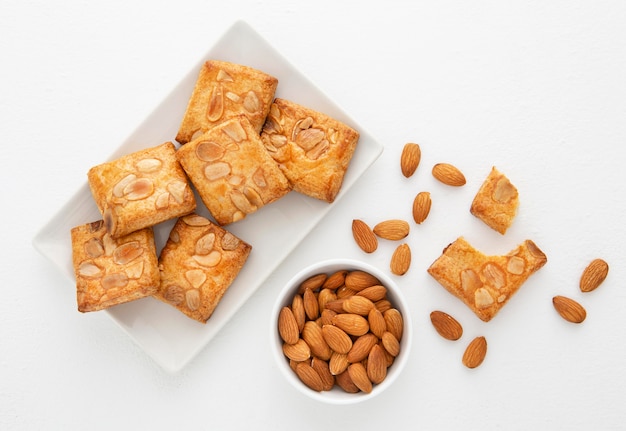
<box><xmin>271</xmin><ymin>259</ymin><xmax>412</xmax><ymax>404</ymax></box>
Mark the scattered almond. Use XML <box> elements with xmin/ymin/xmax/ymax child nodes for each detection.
<box><xmin>373</xmin><ymin>219</ymin><xmax>410</xmax><ymax>240</ymax></box>
<box><xmin>412</xmin><ymin>191</ymin><xmax>432</xmax><ymax>224</ymax></box>
<box><xmin>432</xmin><ymin>163</ymin><xmax>466</xmax><ymax>186</ymax></box>
<box><xmin>580</xmin><ymin>258</ymin><xmax>609</xmax><ymax>293</ymax></box>
<box><xmin>352</xmin><ymin>219</ymin><xmax>378</xmax><ymax>253</ymax></box>
<box><xmin>462</xmin><ymin>336</ymin><xmax>487</xmax><ymax>368</ymax></box>
<box><xmin>553</xmin><ymin>295</ymin><xmax>587</xmax><ymax>323</ymax></box>
<box><xmin>400</xmin><ymin>142</ymin><xmax>421</xmax><ymax>178</ymax></box>
<box><xmin>430</xmin><ymin>310</ymin><xmax>463</xmax><ymax>341</ymax></box>
<box><xmin>390</xmin><ymin>243</ymin><xmax>411</xmax><ymax>276</ymax></box>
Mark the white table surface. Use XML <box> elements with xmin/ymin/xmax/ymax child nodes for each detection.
<box><xmin>3</xmin><ymin>1</ymin><xmax>626</xmax><ymax>429</ymax></box>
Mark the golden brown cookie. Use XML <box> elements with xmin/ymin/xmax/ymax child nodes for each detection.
<box><xmin>87</xmin><ymin>142</ymin><xmax>196</xmax><ymax>238</ymax></box>
<box><xmin>176</xmin><ymin>60</ymin><xmax>278</xmax><ymax>144</ymax></box>
<box><xmin>71</xmin><ymin>220</ymin><xmax>160</xmax><ymax>312</ymax></box>
<box><xmin>176</xmin><ymin>116</ymin><xmax>291</xmax><ymax>225</ymax></box>
<box><xmin>260</xmin><ymin>98</ymin><xmax>360</xmax><ymax>203</ymax></box>
<box><xmin>427</xmin><ymin>237</ymin><xmax>547</xmax><ymax>322</ymax></box>
<box><xmin>155</xmin><ymin>214</ymin><xmax>252</xmax><ymax>323</ymax></box>
<box><xmin>470</xmin><ymin>167</ymin><xmax>519</xmax><ymax>234</ymax></box>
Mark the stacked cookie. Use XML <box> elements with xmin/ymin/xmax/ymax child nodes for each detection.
<box><xmin>70</xmin><ymin>60</ymin><xmax>360</xmax><ymax>323</ymax></box>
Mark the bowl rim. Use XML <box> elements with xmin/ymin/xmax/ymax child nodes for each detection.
<box><xmin>270</xmin><ymin>258</ymin><xmax>413</xmax><ymax>404</ymax></box>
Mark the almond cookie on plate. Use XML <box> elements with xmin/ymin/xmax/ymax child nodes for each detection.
<box><xmin>260</xmin><ymin>98</ymin><xmax>360</xmax><ymax>203</ymax></box>
<box><xmin>154</xmin><ymin>214</ymin><xmax>252</xmax><ymax>323</ymax></box>
<box><xmin>87</xmin><ymin>141</ymin><xmax>196</xmax><ymax>238</ymax></box>
<box><xmin>71</xmin><ymin>220</ymin><xmax>160</xmax><ymax>312</ymax></box>
<box><xmin>176</xmin><ymin>116</ymin><xmax>291</xmax><ymax>225</ymax></box>
<box><xmin>427</xmin><ymin>237</ymin><xmax>547</xmax><ymax>322</ymax></box>
<box><xmin>176</xmin><ymin>60</ymin><xmax>278</xmax><ymax>144</ymax></box>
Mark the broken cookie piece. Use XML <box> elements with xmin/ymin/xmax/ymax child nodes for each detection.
<box><xmin>427</xmin><ymin>237</ymin><xmax>547</xmax><ymax>322</ymax></box>
<box><xmin>470</xmin><ymin>167</ymin><xmax>519</xmax><ymax>235</ymax></box>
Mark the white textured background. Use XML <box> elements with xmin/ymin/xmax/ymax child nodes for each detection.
<box><xmin>2</xmin><ymin>1</ymin><xmax>626</xmax><ymax>429</ymax></box>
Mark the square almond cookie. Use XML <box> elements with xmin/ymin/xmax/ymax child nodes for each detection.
<box><xmin>260</xmin><ymin>98</ymin><xmax>360</xmax><ymax>203</ymax></box>
<box><xmin>176</xmin><ymin>60</ymin><xmax>278</xmax><ymax>144</ymax></box>
<box><xmin>154</xmin><ymin>214</ymin><xmax>252</xmax><ymax>323</ymax></box>
<box><xmin>87</xmin><ymin>141</ymin><xmax>196</xmax><ymax>239</ymax></box>
<box><xmin>71</xmin><ymin>220</ymin><xmax>160</xmax><ymax>312</ymax></box>
<box><xmin>470</xmin><ymin>166</ymin><xmax>519</xmax><ymax>234</ymax></box>
<box><xmin>427</xmin><ymin>237</ymin><xmax>547</xmax><ymax>322</ymax></box>
<box><xmin>176</xmin><ymin>116</ymin><xmax>291</xmax><ymax>225</ymax></box>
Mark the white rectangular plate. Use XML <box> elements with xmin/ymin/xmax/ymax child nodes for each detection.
<box><xmin>32</xmin><ymin>20</ymin><xmax>383</xmax><ymax>373</ymax></box>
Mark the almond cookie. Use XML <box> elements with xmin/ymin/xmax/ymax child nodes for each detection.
<box><xmin>154</xmin><ymin>214</ymin><xmax>252</xmax><ymax>323</ymax></box>
<box><xmin>427</xmin><ymin>237</ymin><xmax>547</xmax><ymax>322</ymax></box>
<box><xmin>71</xmin><ymin>220</ymin><xmax>160</xmax><ymax>312</ymax></box>
<box><xmin>470</xmin><ymin>167</ymin><xmax>519</xmax><ymax>234</ymax></box>
<box><xmin>260</xmin><ymin>98</ymin><xmax>360</xmax><ymax>203</ymax></box>
<box><xmin>176</xmin><ymin>116</ymin><xmax>291</xmax><ymax>225</ymax></box>
<box><xmin>87</xmin><ymin>141</ymin><xmax>196</xmax><ymax>238</ymax></box>
<box><xmin>176</xmin><ymin>60</ymin><xmax>278</xmax><ymax>143</ymax></box>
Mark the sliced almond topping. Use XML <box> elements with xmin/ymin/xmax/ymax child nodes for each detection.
<box><xmin>113</xmin><ymin>241</ymin><xmax>144</xmax><ymax>265</ymax></box>
<box><xmin>221</xmin><ymin>120</ymin><xmax>247</xmax><ymax>142</ymax></box>
<box><xmin>306</xmin><ymin>139</ymin><xmax>330</xmax><ymax>160</ymax></box>
<box><xmin>482</xmin><ymin>263</ymin><xmax>506</xmax><ymax>290</ymax></box>
<box><xmin>84</xmin><ymin>238</ymin><xmax>104</xmax><ymax>258</ymax></box>
<box><xmin>230</xmin><ymin>189</ymin><xmax>257</xmax><ymax>214</ymax></box>
<box><xmin>252</xmin><ymin>167</ymin><xmax>268</xmax><ymax>188</ymax></box>
<box><xmin>123</xmin><ymin>178</ymin><xmax>154</xmax><ymax>200</ymax></box>
<box><xmin>206</xmin><ymin>84</ymin><xmax>224</xmax><ymax>122</ymax></box>
<box><xmin>135</xmin><ymin>158</ymin><xmax>162</xmax><ymax>173</ymax></box>
<box><xmin>216</xmin><ymin>69</ymin><xmax>233</xmax><ymax>82</ymax></box>
<box><xmin>185</xmin><ymin>289</ymin><xmax>200</xmax><ymax>311</ymax></box>
<box><xmin>296</xmin><ymin>128</ymin><xmax>325</xmax><ymax>151</ymax></box>
<box><xmin>243</xmin><ymin>90</ymin><xmax>260</xmax><ymax>113</ymax></box>
<box><xmin>221</xmin><ymin>232</ymin><xmax>241</xmax><ymax>251</ymax></box>
<box><xmin>164</xmin><ymin>285</ymin><xmax>184</xmax><ymax>305</ymax></box>
<box><xmin>101</xmin><ymin>272</ymin><xmax>128</xmax><ymax>290</ymax></box>
<box><xmin>474</xmin><ymin>287</ymin><xmax>495</xmax><ymax>309</ymax></box>
<box><xmin>507</xmin><ymin>256</ymin><xmax>526</xmax><ymax>275</ymax></box>
<box><xmin>192</xmin><ymin>250</ymin><xmax>222</xmax><ymax>267</ymax></box>
<box><xmin>167</xmin><ymin>180</ymin><xmax>188</xmax><ymax>204</ymax></box>
<box><xmin>182</xmin><ymin>214</ymin><xmax>211</xmax><ymax>226</ymax></box>
<box><xmin>461</xmin><ymin>268</ymin><xmax>483</xmax><ymax>292</ymax></box>
<box><xmin>204</xmin><ymin>162</ymin><xmax>231</xmax><ymax>181</ymax></box>
<box><xmin>77</xmin><ymin>261</ymin><xmax>103</xmax><ymax>278</ymax></box>
<box><xmin>125</xmin><ymin>261</ymin><xmax>144</xmax><ymax>279</ymax></box>
<box><xmin>112</xmin><ymin>174</ymin><xmax>137</xmax><ymax>198</ymax></box>
<box><xmin>225</xmin><ymin>91</ymin><xmax>240</xmax><ymax>102</ymax></box>
<box><xmin>155</xmin><ymin>192</ymin><xmax>170</xmax><ymax>209</ymax></box>
<box><xmin>185</xmin><ymin>269</ymin><xmax>207</xmax><ymax>289</ymax></box>
<box><xmin>195</xmin><ymin>232</ymin><xmax>216</xmax><ymax>255</ymax></box>
<box><xmin>196</xmin><ymin>141</ymin><xmax>225</xmax><ymax>161</ymax></box>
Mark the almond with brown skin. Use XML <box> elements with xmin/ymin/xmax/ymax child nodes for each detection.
<box><xmin>295</xmin><ymin>362</ymin><xmax>325</xmax><ymax>392</ymax></box>
<box><xmin>390</xmin><ymin>243</ymin><xmax>411</xmax><ymax>276</ymax></box>
<box><xmin>553</xmin><ymin>295</ymin><xmax>587</xmax><ymax>323</ymax></box>
<box><xmin>381</xmin><ymin>331</ymin><xmax>400</xmax><ymax>357</ymax></box>
<box><xmin>412</xmin><ymin>191</ymin><xmax>432</xmax><ymax>224</ymax></box>
<box><xmin>278</xmin><ymin>306</ymin><xmax>300</xmax><ymax>345</ymax></box>
<box><xmin>335</xmin><ymin>369</ymin><xmax>360</xmax><ymax>393</ymax></box>
<box><xmin>580</xmin><ymin>258</ymin><xmax>609</xmax><ymax>293</ymax></box>
<box><xmin>332</xmin><ymin>313</ymin><xmax>370</xmax><ymax>336</ymax></box>
<box><xmin>383</xmin><ymin>308</ymin><xmax>404</xmax><ymax>341</ymax></box>
<box><xmin>352</xmin><ymin>219</ymin><xmax>378</xmax><ymax>253</ymax></box>
<box><xmin>345</xmin><ymin>270</ymin><xmax>380</xmax><ymax>291</ymax></box>
<box><xmin>282</xmin><ymin>339</ymin><xmax>311</xmax><ymax>362</ymax></box>
<box><xmin>430</xmin><ymin>310</ymin><xmax>463</xmax><ymax>341</ymax></box>
<box><xmin>367</xmin><ymin>344</ymin><xmax>388</xmax><ymax>385</ymax></box>
<box><xmin>400</xmin><ymin>142</ymin><xmax>421</xmax><ymax>178</ymax></box>
<box><xmin>302</xmin><ymin>288</ymin><xmax>319</xmax><ymax>320</ymax></box>
<box><xmin>310</xmin><ymin>358</ymin><xmax>335</xmax><ymax>391</ymax></box>
<box><xmin>432</xmin><ymin>163</ymin><xmax>466</xmax><ymax>186</ymax></box>
<box><xmin>368</xmin><ymin>308</ymin><xmax>387</xmax><ymax>338</ymax></box>
<box><xmin>302</xmin><ymin>321</ymin><xmax>332</xmax><ymax>360</ymax></box>
<box><xmin>342</xmin><ymin>295</ymin><xmax>375</xmax><ymax>316</ymax></box>
<box><xmin>373</xmin><ymin>219</ymin><xmax>410</xmax><ymax>240</ymax></box>
<box><xmin>348</xmin><ymin>363</ymin><xmax>373</xmax><ymax>393</ymax></box>
<box><xmin>462</xmin><ymin>336</ymin><xmax>487</xmax><ymax>368</ymax></box>
<box><xmin>356</xmin><ymin>285</ymin><xmax>388</xmax><ymax>302</ymax></box>
<box><xmin>347</xmin><ymin>333</ymin><xmax>379</xmax><ymax>363</ymax></box>
<box><xmin>322</xmin><ymin>324</ymin><xmax>353</xmax><ymax>354</ymax></box>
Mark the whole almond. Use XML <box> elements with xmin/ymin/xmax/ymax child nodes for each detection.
<box><xmin>291</xmin><ymin>294</ymin><xmax>306</xmax><ymax>332</ymax></box>
<box><xmin>383</xmin><ymin>308</ymin><xmax>404</xmax><ymax>341</ymax></box>
<box><xmin>412</xmin><ymin>191</ymin><xmax>432</xmax><ymax>224</ymax></box>
<box><xmin>302</xmin><ymin>321</ymin><xmax>332</xmax><ymax>360</ymax></box>
<box><xmin>298</xmin><ymin>273</ymin><xmax>327</xmax><ymax>293</ymax></box>
<box><xmin>553</xmin><ymin>295</ymin><xmax>587</xmax><ymax>323</ymax></box>
<box><xmin>381</xmin><ymin>331</ymin><xmax>400</xmax><ymax>357</ymax></box>
<box><xmin>367</xmin><ymin>344</ymin><xmax>388</xmax><ymax>385</ymax></box>
<box><xmin>342</xmin><ymin>295</ymin><xmax>375</xmax><ymax>316</ymax></box>
<box><xmin>295</xmin><ymin>362</ymin><xmax>325</xmax><ymax>392</ymax></box>
<box><xmin>317</xmin><ymin>288</ymin><xmax>337</xmax><ymax>311</ymax></box>
<box><xmin>302</xmin><ymin>288</ymin><xmax>319</xmax><ymax>320</ymax></box>
<box><xmin>390</xmin><ymin>243</ymin><xmax>411</xmax><ymax>276</ymax></box>
<box><xmin>329</xmin><ymin>352</ymin><xmax>349</xmax><ymax>375</ymax></box>
<box><xmin>430</xmin><ymin>310</ymin><xmax>463</xmax><ymax>341</ymax></box>
<box><xmin>462</xmin><ymin>336</ymin><xmax>487</xmax><ymax>368</ymax></box>
<box><xmin>345</xmin><ymin>270</ymin><xmax>380</xmax><ymax>291</ymax></box>
<box><xmin>347</xmin><ymin>333</ymin><xmax>379</xmax><ymax>363</ymax></box>
<box><xmin>373</xmin><ymin>219</ymin><xmax>410</xmax><ymax>240</ymax></box>
<box><xmin>356</xmin><ymin>285</ymin><xmax>388</xmax><ymax>302</ymax></box>
<box><xmin>310</xmin><ymin>358</ymin><xmax>335</xmax><ymax>391</ymax></box>
<box><xmin>322</xmin><ymin>324</ymin><xmax>353</xmax><ymax>354</ymax></box>
<box><xmin>348</xmin><ymin>363</ymin><xmax>373</xmax><ymax>393</ymax></box>
<box><xmin>400</xmin><ymin>142</ymin><xmax>421</xmax><ymax>178</ymax></box>
<box><xmin>335</xmin><ymin>369</ymin><xmax>360</xmax><ymax>393</ymax></box>
<box><xmin>322</xmin><ymin>270</ymin><xmax>348</xmax><ymax>290</ymax></box>
<box><xmin>332</xmin><ymin>313</ymin><xmax>370</xmax><ymax>336</ymax></box>
<box><xmin>282</xmin><ymin>338</ymin><xmax>311</xmax><ymax>362</ymax></box>
<box><xmin>368</xmin><ymin>308</ymin><xmax>387</xmax><ymax>338</ymax></box>
<box><xmin>580</xmin><ymin>258</ymin><xmax>609</xmax><ymax>292</ymax></box>
<box><xmin>278</xmin><ymin>306</ymin><xmax>300</xmax><ymax>345</ymax></box>
<box><xmin>352</xmin><ymin>219</ymin><xmax>378</xmax><ymax>253</ymax></box>
<box><xmin>432</xmin><ymin>163</ymin><xmax>466</xmax><ymax>186</ymax></box>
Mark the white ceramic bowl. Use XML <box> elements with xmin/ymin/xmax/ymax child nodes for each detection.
<box><xmin>271</xmin><ymin>258</ymin><xmax>412</xmax><ymax>404</ymax></box>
